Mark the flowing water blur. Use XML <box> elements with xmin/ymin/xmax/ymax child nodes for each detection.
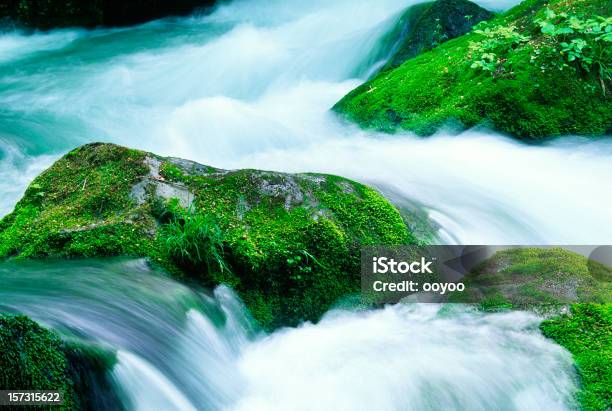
<box><xmin>2</xmin><ymin>0</ymin><xmax>611</xmax><ymax>244</ymax></box>
<box><xmin>0</xmin><ymin>0</ymin><xmax>607</xmax><ymax>409</ymax></box>
<box><xmin>0</xmin><ymin>259</ymin><xmax>578</xmax><ymax>411</ymax></box>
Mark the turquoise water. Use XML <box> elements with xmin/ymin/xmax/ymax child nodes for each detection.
<box><xmin>0</xmin><ymin>258</ymin><xmax>578</xmax><ymax>410</ymax></box>
<box><xmin>1</xmin><ymin>0</ymin><xmax>611</xmax><ymax>243</ymax></box>
<box><xmin>0</xmin><ymin>1</ymin><xmax>607</xmax><ymax>409</ymax></box>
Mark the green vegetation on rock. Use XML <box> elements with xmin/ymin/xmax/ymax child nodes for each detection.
<box><xmin>541</xmin><ymin>304</ymin><xmax>612</xmax><ymax>411</ymax></box>
<box><xmin>0</xmin><ymin>143</ymin><xmax>417</xmax><ymax>329</ymax></box>
<box><xmin>450</xmin><ymin>247</ymin><xmax>611</xmax><ymax>409</ymax></box>
<box><xmin>333</xmin><ymin>0</ymin><xmax>612</xmax><ymax>139</ymax></box>
<box><xmin>452</xmin><ymin>247</ymin><xmax>612</xmax><ymax>307</ymax></box>
<box><xmin>0</xmin><ymin>314</ymin><xmax>77</xmax><ymax>409</ymax></box>
<box><xmin>0</xmin><ymin>143</ymin><xmax>151</xmax><ymax>259</ymax></box>
<box><xmin>63</xmin><ymin>343</ymin><xmax>123</xmax><ymax>411</ymax></box>
<box><xmin>382</xmin><ymin>0</ymin><xmax>494</xmax><ymax>71</ymax></box>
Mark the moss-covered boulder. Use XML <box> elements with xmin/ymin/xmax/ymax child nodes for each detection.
<box><xmin>454</xmin><ymin>248</ymin><xmax>612</xmax><ymax>307</ymax></box>
<box><xmin>382</xmin><ymin>0</ymin><xmax>494</xmax><ymax>71</ymax></box>
<box><xmin>0</xmin><ymin>313</ymin><xmax>118</xmax><ymax>410</ymax></box>
<box><xmin>452</xmin><ymin>247</ymin><xmax>611</xmax><ymax>410</ymax></box>
<box><xmin>334</xmin><ymin>0</ymin><xmax>612</xmax><ymax>139</ymax></box>
<box><xmin>63</xmin><ymin>343</ymin><xmax>122</xmax><ymax>411</ymax></box>
<box><xmin>0</xmin><ymin>0</ymin><xmax>215</xmax><ymax>29</ymax></box>
<box><xmin>0</xmin><ymin>314</ymin><xmax>77</xmax><ymax>408</ymax></box>
<box><xmin>541</xmin><ymin>304</ymin><xmax>612</xmax><ymax>411</ymax></box>
<box><xmin>0</xmin><ymin>143</ymin><xmax>417</xmax><ymax>329</ymax></box>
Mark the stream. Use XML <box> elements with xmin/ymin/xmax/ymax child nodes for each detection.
<box><xmin>0</xmin><ymin>0</ymin><xmax>608</xmax><ymax>409</ymax></box>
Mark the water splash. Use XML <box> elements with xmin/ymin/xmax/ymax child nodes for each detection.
<box><xmin>233</xmin><ymin>304</ymin><xmax>577</xmax><ymax>411</ymax></box>
<box><xmin>0</xmin><ymin>258</ymin><xmax>578</xmax><ymax>411</ymax></box>
<box><xmin>0</xmin><ymin>0</ymin><xmax>605</xmax><ymax>245</ymax></box>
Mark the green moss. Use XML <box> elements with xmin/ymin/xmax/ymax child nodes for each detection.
<box><xmin>183</xmin><ymin>169</ymin><xmax>416</xmax><ymax>328</ymax></box>
<box><xmin>478</xmin><ymin>292</ymin><xmax>514</xmax><ymax>311</ymax></box>
<box><xmin>452</xmin><ymin>248</ymin><xmax>612</xmax><ymax>307</ymax></box>
<box><xmin>333</xmin><ymin>0</ymin><xmax>611</xmax><ymax>139</ymax></box>
<box><xmin>159</xmin><ymin>162</ymin><xmax>189</xmax><ymax>184</ymax></box>
<box><xmin>0</xmin><ymin>143</ymin><xmax>418</xmax><ymax>329</ymax></box>
<box><xmin>0</xmin><ymin>314</ymin><xmax>77</xmax><ymax>409</ymax></box>
<box><xmin>160</xmin><ymin>202</ymin><xmax>232</xmax><ymax>283</ymax></box>
<box><xmin>382</xmin><ymin>0</ymin><xmax>494</xmax><ymax>71</ymax></box>
<box><xmin>0</xmin><ymin>143</ymin><xmax>152</xmax><ymax>259</ymax></box>
<box><xmin>541</xmin><ymin>304</ymin><xmax>612</xmax><ymax>410</ymax></box>
<box><xmin>449</xmin><ymin>248</ymin><xmax>611</xmax><ymax>409</ymax></box>
<box><xmin>64</xmin><ymin>343</ymin><xmax>123</xmax><ymax>411</ymax></box>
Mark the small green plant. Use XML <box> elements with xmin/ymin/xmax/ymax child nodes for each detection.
<box><xmin>162</xmin><ymin>201</ymin><xmax>230</xmax><ymax>276</ymax></box>
<box><xmin>535</xmin><ymin>9</ymin><xmax>611</xmax><ymax>94</ymax></box>
<box><xmin>431</xmin><ymin>18</ymin><xmax>448</xmax><ymax>47</ymax></box>
<box><xmin>468</xmin><ymin>22</ymin><xmax>530</xmax><ymax>74</ymax></box>
<box><xmin>286</xmin><ymin>249</ymin><xmax>324</xmax><ymax>282</ymax></box>
<box><xmin>159</xmin><ymin>162</ymin><xmax>187</xmax><ymax>183</ymax></box>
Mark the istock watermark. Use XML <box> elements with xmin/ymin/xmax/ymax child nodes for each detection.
<box><xmin>372</xmin><ymin>256</ymin><xmax>434</xmax><ymax>274</ymax></box>
<box><xmin>361</xmin><ymin>245</ymin><xmax>612</xmax><ymax>305</ymax></box>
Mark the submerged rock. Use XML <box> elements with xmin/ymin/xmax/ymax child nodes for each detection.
<box><xmin>0</xmin><ymin>143</ymin><xmax>418</xmax><ymax>329</ymax></box>
<box><xmin>334</xmin><ymin>0</ymin><xmax>612</xmax><ymax>139</ymax></box>
<box><xmin>0</xmin><ymin>0</ymin><xmax>216</xmax><ymax>29</ymax></box>
<box><xmin>383</xmin><ymin>0</ymin><xmax>493</xmax><ymax>71</ymax></box>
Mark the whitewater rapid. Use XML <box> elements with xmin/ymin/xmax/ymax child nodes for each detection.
<box><xmin>0</xmin><ymin>1</ymin><xmax>607</xmax><ymax>409</ymax></box>
<box><xmin>2</xmin><ymin>0</ymin><xmax>610</xmax><ymax>244</ymax></box>
<box><xmin>0</xmin><ymin>259</ymin><xmax>578</xmax><ymax>411</ymax></box>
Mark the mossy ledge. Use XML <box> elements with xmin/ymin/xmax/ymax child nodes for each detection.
<box><xmin>453</xmin><ymin>247</ymin><xmax>612</xmax><ymax>307</ymax></box>
<box><xmin>451</xmin><ymin>247</ymin><xmax>611</xmax><ymax>410</ymax></box>
<box><xmin>333</xmin><ymin>0</ymin><xmax>612</xmax><ymax>140</ymax></box>
<box><xmin>541</xmin><ymin>304</ymin><xmax>611</xmax><ymax>411</ymax></box>
<box><xmin>0</xmin><ymin>313</ymin><xmax>119</xmax><ymax>411</ymax></box>
<box><xmin>0</xmin><ymin>142</ymin><xmax>417</xmax><ymax>329</ymax></box>
<box><xmin>381</xmin><ymin>0</ymin><xmax>494</xmax><ymax>71</ymax></box>
<box><xmin>0</xmin><ymin>314</ymin><xmax>77</xmax><ymax>408</ymax></box>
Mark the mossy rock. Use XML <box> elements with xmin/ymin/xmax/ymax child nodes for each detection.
<box><xmin>63</xmin><ymin>343</ymin><xmax>123</xmax><ymax>411</ymax></box>
<box><xmin>382</xmin><ymin>0</ymin><xmax>494</xmax><ymax>71</ymax></box>
<box><xmin>0</xmin><ymin>143</ymin><xmax>418</xmax><ymax>329</ymax></box>
<box><xmin>0</xmin><ymin>313</ymin><xmax>119</xmax><ymax>410</ymax></box>
<box><xmin>541</xmin><ymin>303</ymin><xmax>612</xmax><ymax>411</ymax></box>
<box><xmin>451</xmin><ymin>247</ymin><xmax>612</xmax><ymax>307</ymax></box>
<box><xmin>333</xmin><ymin>0</ymin><xmax>612</xmax><ymax>139</ymax></box>
<box><xmin>450</xmin><ymin>247</ymin><xmax>611</xmax><ymax>409</ymax></box>
<box><xmin>0</xmin><ymin>314</ymin><xmax>77</xmax><ymax>409</ymax></box>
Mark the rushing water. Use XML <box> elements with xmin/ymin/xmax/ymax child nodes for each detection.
<box><xmin>0</xmin><ymin>1</ymin><xmax>608</xmax><ymax>409</ymax></box>
<box><xmin>0</xmin><ymin>259</ymin><xmax>578</xmax><ymax>411</ymax></box>
<box><xmin>2</xmin><ymin>0</ymin><xmax>612</xmax><ymax>244</ymax></box>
